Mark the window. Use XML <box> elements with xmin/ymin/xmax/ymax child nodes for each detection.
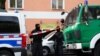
<box><xmin>9</xmin><ymin>0</ymin><xmax>24</xmax><ymax>9</ymax></box>
<box><xmin>48</xmin><ymin>35</ymin><xmax>55</xmax><ymax>41</ymax></box>
<box><xmin>0</xmin><ymin>0</ymin><xmax>6</xmax><ymax>9</ymax></box>
<box><xmin>82</xmin><ymin>7</ymin><xmax>100</xmax><ymax>21</ymax></box>
<box><xmin>87</xmin><ymin>7</ymin><xmax>100</xmax><ymax>19</ymax></box>
<box><xmin>52</xmin><ymin>0</ymin><xmax>64</xmax><ymax>10</ymax></box>
<box><xmin>64</xmin><ymin>8</ymin><xmax>80</xmax><ymax>26</ymax></box>
<box><xmin>0</xmin><ymin>16</ymin><xmax>20</xmax><ymax>33</ymax></box>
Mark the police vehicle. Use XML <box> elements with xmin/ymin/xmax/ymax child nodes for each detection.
<box><xmin>0</xmin><ymin>12</ymin><xmax>27</xmax><ymax>56</ymax></box>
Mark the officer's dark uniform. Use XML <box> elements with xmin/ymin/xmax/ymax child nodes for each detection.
<box><xmin>30</xmin><ymin>24</ymin><xmax>43</xmax><ymax>56</ymax></box>
<box><xmin>54</xmin><ymin>26</ymin><xmax>64</xmax><ymax>56</ymax></box>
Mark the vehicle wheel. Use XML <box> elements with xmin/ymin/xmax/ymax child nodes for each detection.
<box><xmin>43</xmin><ymin>47</ymin><xmax>50</xmax><ymax>56</ymax></box>
<box><xmin>94</xmin><ymin>43</ymin><xmax>100</xmax><ymax>56</ymax></box>
<box><xmin>74</xmin><ymin>50</ymin><xmax>83</xmax><ymax>56</ymax></box>
<box><xmin>0</xmin><ymin>50</ymin><xmax>13</xmax><ymax>56</ymax></box>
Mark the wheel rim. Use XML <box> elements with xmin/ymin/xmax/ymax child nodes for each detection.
<box><xmin>43</xmin><ymin>49</ymin><xmax>48</xmax><ymax>56</ymax></box>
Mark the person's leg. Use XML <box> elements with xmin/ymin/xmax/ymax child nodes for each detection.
<box><xmin>59</xmin><ymin>45</ymin><xmax>63</xmax><ymax>56</ymax></box>
<box><xmin>55</xmin><ymin>46</ymin><xmax>59</xmax><ymax>56</ymax></box>
<box><xmin>32</xmin><ymin>43</ymin><xmax>37</xmax><ymax>56</ymax></box>
<box><xmin>38</xmin><ymin>43</ymin><xmax>43</xmax><ymax>56</ymax></box>
<box><xmin>36</xmin><ymin>43</ymin><xmax>39</xmax><ymax>56</ymax></box>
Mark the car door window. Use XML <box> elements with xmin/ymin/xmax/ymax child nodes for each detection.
<box><xmin>0</xmin><ymin>16</ymin><xmax>20</xmax><ymax>33</ymax></box>
<box><xmin>48</xmin><ymin>35</ymin><xmax>55</xmax><ymax>41</ymax></box>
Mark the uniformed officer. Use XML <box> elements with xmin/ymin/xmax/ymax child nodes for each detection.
<box><xmin>30</xmin><ymin>24</ymin><xmax>43</xmax><ymax>56</ymax></box>
<box><xmin>54</xmin><ymin>26</ymin><xmax>64</xmax><ymax>56</ymax></box>
<box><xmin>60</xmin><ymin>19</ymin><xmax>65</xmax><ymax>29</ymax></box>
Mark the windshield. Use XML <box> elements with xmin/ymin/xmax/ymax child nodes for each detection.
<box><xmin>64</xmin><ymin>7</ymin><xmax>80</xmax><ymax>26</ymax></box>
<box><xmin>83</xmin><ymin>6</ymin><xmax>100</xmax><ymax>19</ymax></box>
<box><xmin>81</xmin><ymin>6</ymin><xmax>100</xmax><ymax>22</ymax></box>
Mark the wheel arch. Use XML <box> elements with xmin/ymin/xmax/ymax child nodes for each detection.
<box><xmin>43</xmin><ymin>46</ymin><xmax>51</xmax><ymax>53</ymax></box>
<box><xmin>94</xmin><ymin>39</ymin><xmax>100</xmax><ymax>48</ymax></box>
<box><xmin>0</xmin><ymin>47</ymin><xmax>15</xmax><ymax>56</ymax></box>
<box><xmin>90</xmin><ymin>33</ymin><xmax>100</xmax><ymax>49</ymax></box>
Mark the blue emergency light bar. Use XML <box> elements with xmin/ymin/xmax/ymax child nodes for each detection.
<box><xmin>84</xmin><ymin>0</ymin><xmax>88</xmax><ymax>5</ymax></box>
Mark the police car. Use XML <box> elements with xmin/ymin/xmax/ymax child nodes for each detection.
<box><xmin>0</xmin><ymin>12</ymin><xmax>27</xmax><ymax>56</ymax></box>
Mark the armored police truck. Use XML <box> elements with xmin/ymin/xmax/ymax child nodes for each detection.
<box><xmin>63</xmin><ymin>2</ymin><xmax>100</xmax><ymax>56</ymax></box>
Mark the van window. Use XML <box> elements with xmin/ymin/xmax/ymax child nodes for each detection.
<box><xmin>89</xmin><ymin>7</ymin><xmax>100</xmax><ymax>19</ymax></box>
<box><xmin>0</xmin><ymin>16</ymin><xmax>20</xmax><ymax>33</ymax></box>
<box><xmin>82</xmin><ymin>7</ymin><xmax>100</xmax><ymax>20</ymax></box>
<box><xmin>64</xmin><ymin>7</ymin><xmax>79</xmax><ymax>26</ymax></box>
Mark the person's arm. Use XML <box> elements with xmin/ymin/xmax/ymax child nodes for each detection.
<box><xmin>29</xmin><ymin>30</ymin><xmax>35</xmax><ymax>38</ymax></box>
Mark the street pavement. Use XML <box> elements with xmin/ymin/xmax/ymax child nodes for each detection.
<box><xmin>47</xmin><ymin>53</ymin><xmax>91</xmax><ymax>56</ymax></box>
<box><xmin>27</xmin><ymin>54</ymin><xmax>90</xmax><ymax>56</ymax></box>
<box><xmin>27</xmin><ymin>50</ymin><xmax>91</xmax><ymax>56</ymax></box>
<box><xmin>27</xmin><ymin>52</ymin><xmax>91</xmax><ymax>56</ymax></box>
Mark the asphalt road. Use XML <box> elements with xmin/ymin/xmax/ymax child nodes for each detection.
<box><xmin>28</xmin><ymin>54</ymin><xmax>77</xmax><ymax>56</ymax></box>
<box><xmin>48</xmin><ymin>54</ymin><xmax>77</xmax><ymax>56</ymax></box>
<box><xmin>27</xmin><ymin>50</ymin><xmax>91</xmax><ymax>56</ymax></box>
<box><xmin>28</xmin><ymin>54</ymin><xmax>90</xmax><ymax>56</ymax></box>
<box><xmin>27</xmin><ymin>53</ymin><xmax>91</xmax><ymax>56</ymax></box>
<box><xmin>48</xmin><ymin>53</ymin><xmax>91</xmax><ymax>56</ymax></box>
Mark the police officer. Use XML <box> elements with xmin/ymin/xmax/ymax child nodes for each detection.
<box><xmin>30</xmin><ymin>24</ymin><xmax>43</xmax><ymax>56</ymax></box>
<box><xmin>60</xmin><ymin>19</ymin><xmax>65</xmax><ymax>29</ymax></box>
<box><xmin>54</xmin><ymin>26</ymin><xmax>64</xmax><ymax>56</ymax></box>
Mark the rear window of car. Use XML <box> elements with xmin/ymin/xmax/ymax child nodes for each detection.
<box><xmin>0</xmin><ymin>16</ymin><xmax>20</xmax><ymax>33</ymax></box>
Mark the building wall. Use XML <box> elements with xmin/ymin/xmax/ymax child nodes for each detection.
<box><xmin>24</xmin><ymin>0</ymin><xmax>51</xmax><ymax>11</ymax></box>
<box><xmin>26</xmin><ymin>19</ymin><xmax>60</xmax><ymax>33</ymax></box>
<box><xmin>6</xmin><ymin>0</ymin><xmax>100</xmax><ymax>12</ymax></box>
<box><xmin>5</xmin><ymin>0</ymin><xmax>100</xmax><ymax>33</ymax></box>
<box><xmin>65</xmin><ymin>0</ymin><xmax>100</xmax><ymax>12</ymax></box>
<box><xmin>25</xmin><ymin>0</ymin><xmax>100</xmax><ymax>12</ymax></box>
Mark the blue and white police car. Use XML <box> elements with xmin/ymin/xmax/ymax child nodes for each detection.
<box><xmin>0</xmin><ymin>12</ymin><xmax>27</xmax><ymax>56</ymax></box>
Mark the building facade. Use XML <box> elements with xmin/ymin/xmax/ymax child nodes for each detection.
<box><xmin>3</xmin><ymin>0</ymin><xmax>100</xmax><ymax>33</ymax></box>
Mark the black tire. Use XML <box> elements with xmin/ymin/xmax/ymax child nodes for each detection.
<box><xmin>94</xmin><ymin>43</ymin><xmax>100</xmax><ymax>56</ymax></box>
<box><xmin>73</xmin><ymin>50</ymin><xmax>82</xmax><ymax>56</ymax></box>
<box><xmin>43</xmin><ymin>47</ymin><xmax>50</xmax><ymax>56</ymax></box>
<box><xmin>0</xmin><ymin>50</ymin><xmax>13</xmax><ymax>56</ymax></box>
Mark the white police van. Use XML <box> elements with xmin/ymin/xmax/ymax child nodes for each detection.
<box><xmin>0</xmin><ymin>12</ymin><xmax>27</xmax><ymax>56</ymax></box>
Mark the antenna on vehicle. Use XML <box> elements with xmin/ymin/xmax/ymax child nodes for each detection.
<box><xmin>84</xmin><ymin>0</ymin><xmax>88</xmax><ymax>13</ymax></box>
<box><xmin>84</xmin><ymin>0</ymin><xmax>88</xmax><ymax>6</ymax></box>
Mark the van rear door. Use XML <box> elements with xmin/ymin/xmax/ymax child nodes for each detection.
<box><xmin>0</xmin><ymin>15</ymin><xmax>23</xmax><ymax>48</ymax></box>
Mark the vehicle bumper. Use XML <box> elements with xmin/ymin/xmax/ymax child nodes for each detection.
<box><xmin>65</xmin><ymin>43</ymin><xmax>82</xmax><ymax>49</ymax></box>
<box><xmin>14</xmin><ymin>52</ymin><xmax>21</xmax><ymax>56</ymax></box>
<box><xmin>13</xmin><ymin>48</ymin><xmax>27</xmax><ymax>56</ymax></box>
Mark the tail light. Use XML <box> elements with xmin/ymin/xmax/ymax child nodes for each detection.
<box><xmin>19</xmin><ymin>34</ymin><xmax>27</xmax><ymax>48</ymax></box>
